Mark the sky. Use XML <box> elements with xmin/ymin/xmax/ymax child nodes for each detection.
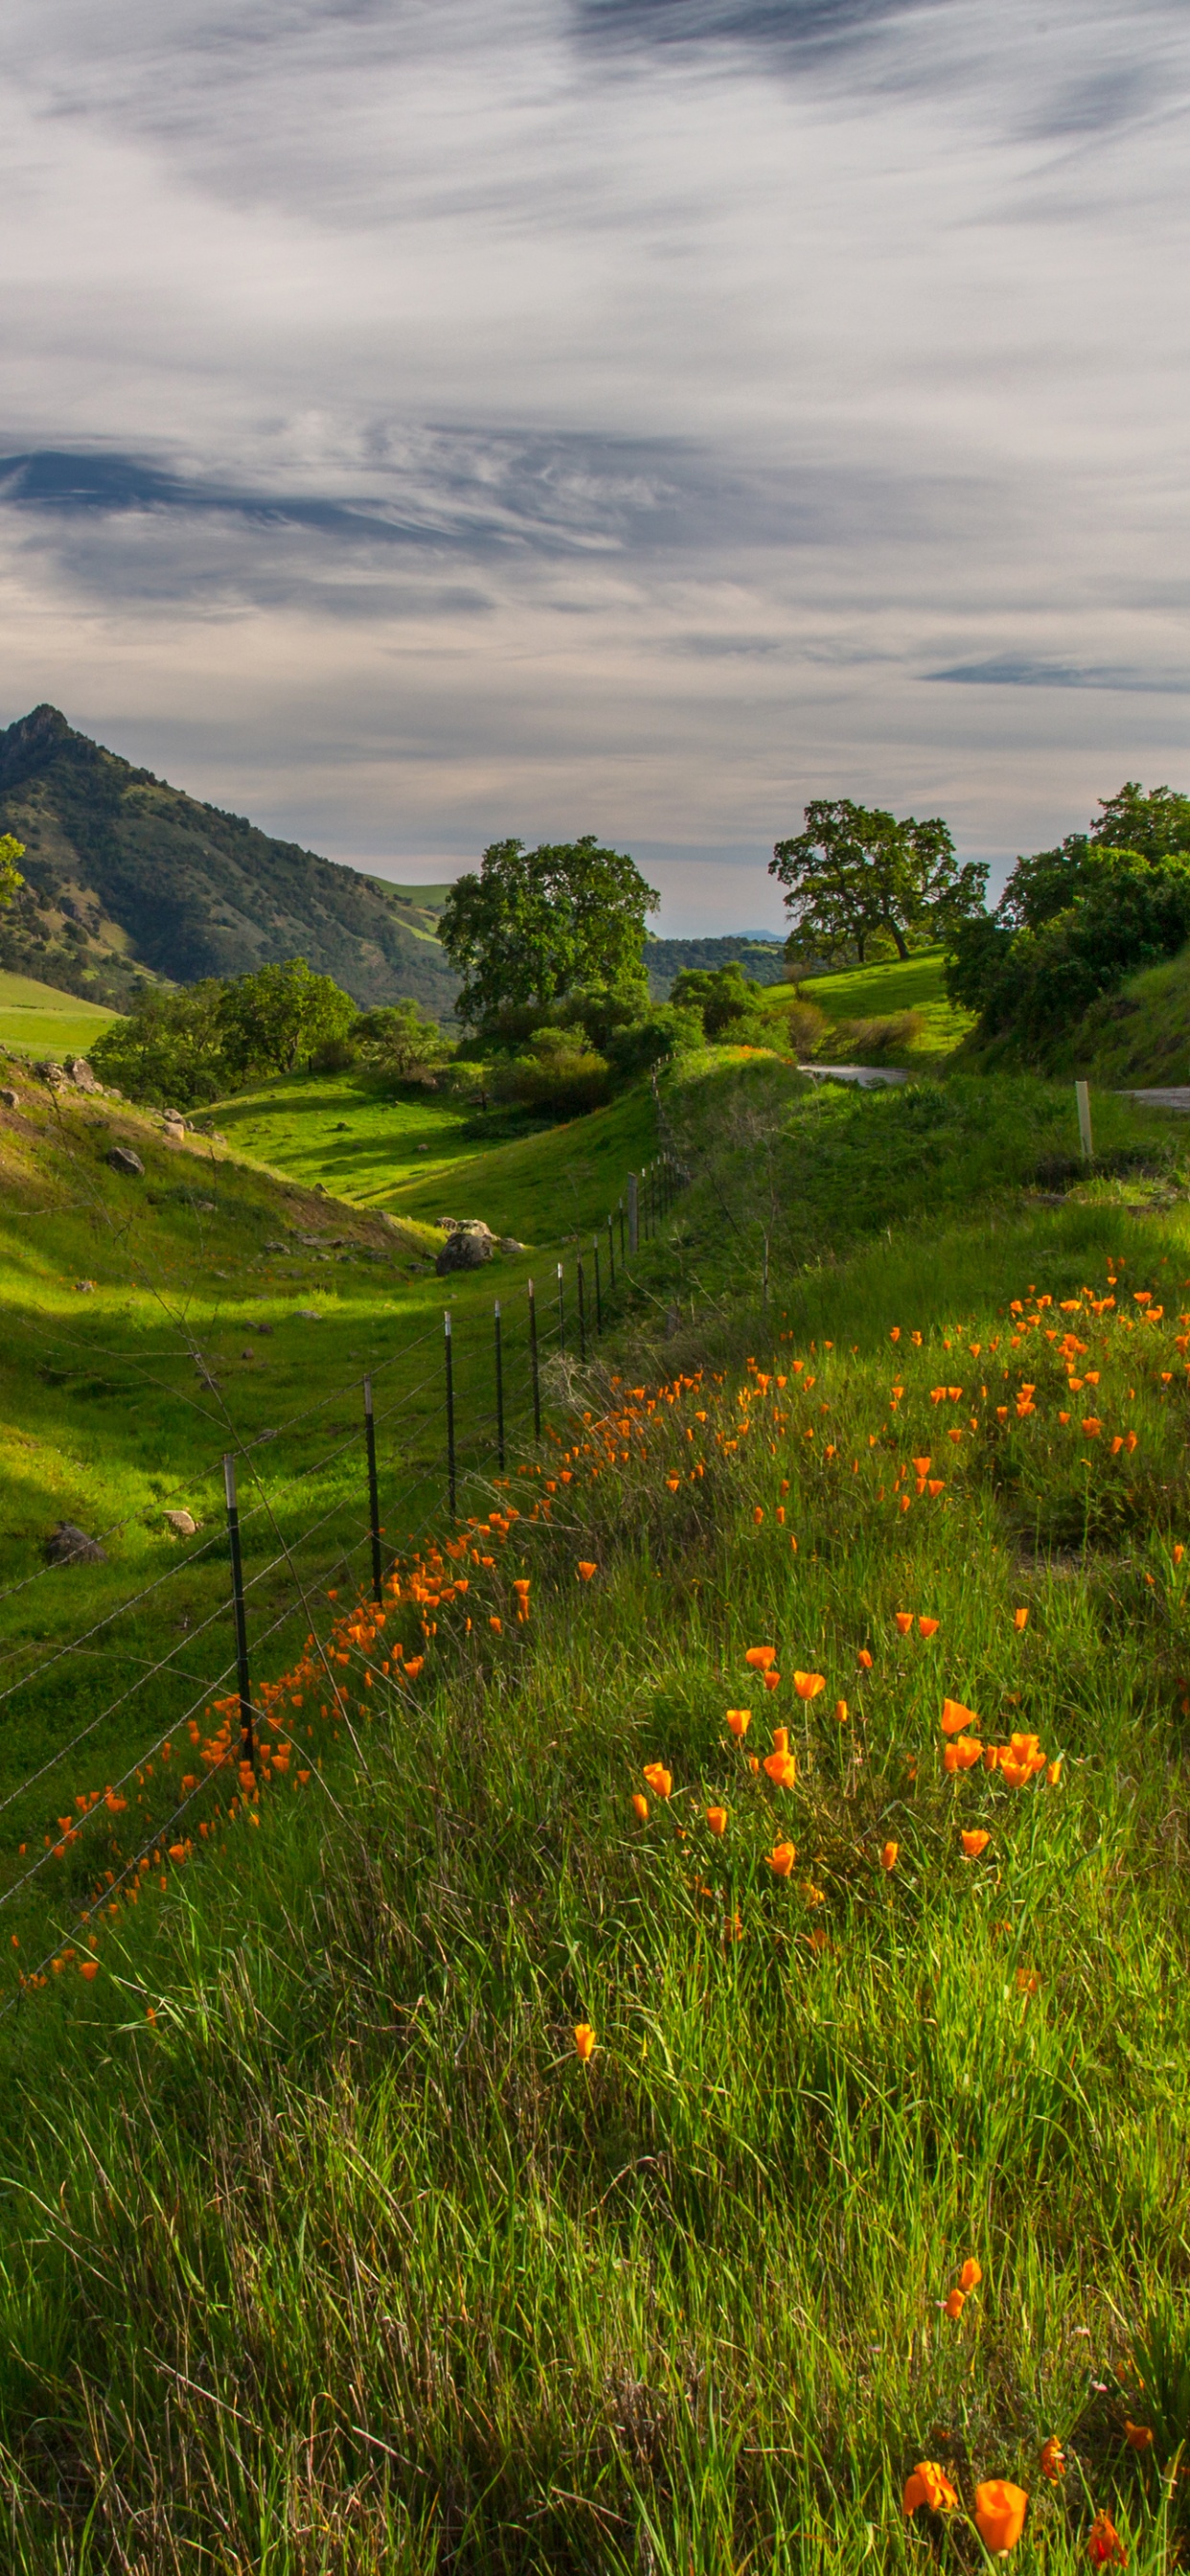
<box><xmin>0</xmin><ymin>0</ymin><xmax>1187</xmax><ymax>933</ymax></box>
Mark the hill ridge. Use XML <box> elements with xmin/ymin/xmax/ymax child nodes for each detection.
<box><xmin>0</xmin><ymin>704</ymin><xmax>461</xmax><ymax>1020</ymax></box>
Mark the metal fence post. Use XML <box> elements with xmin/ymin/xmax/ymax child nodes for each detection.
<box><xmin>494</xmin><ymin>1299</ymin><xmax>505</xmax><ymax>1471</ymax></box>
<box><xmin>222</xmin><ymin>1454</ymin><xmax>255</xmax><ymax>1769</ymax></box>
<box><xmin>528</xmin><ymin>1276</ymin><xmax>541</xmax><ymax>1438</ymax></box>
<box><xmin>607</xmin><ymin>1211</ymin><xmax>615</xmax><ymax>1289</ymax></box>
<box><xmin>577</xmin><ymin>1254</ymin><xmax>586</xmax><ymax>1362</ymax></box>
<box><xmin>444</xmin><ymin>1310</ymin><xmax>456</xmax><ymax>1516</ymax></box>
<box><xmin>363</xmin><ymin>1376</ymin><xmax>382</xmax><ymax>1604</ymax></box>
<box><xmin>627</xmin><ymin>1175</ymin><xmax>638</xmax><ymax>1254</ymax></box>
<box><xmin>557</xmin><ymin>1260</ymin><xmax>565</xmax><ymax>1356</ymax></box>
<box><xmin>593</xmin><ymin>1237</ymin><xmax>603</xmax><ymax>1333</ymax></box>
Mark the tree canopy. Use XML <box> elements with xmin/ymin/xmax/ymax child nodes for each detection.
<box><xmin>92</xmin><ymin>958</ymin><xmax>358</xmax><ymax>1106</ymax></box>
<box><xmin>0</xmin><ymin>834</ymin><xmax>24</xmax><ymax>907</ymax></box>
<box><xmin>437</xmin><ymin>838</ymin><xmax>659</xmax><ymax>1030</ymax></box>
<box><xmin>945</xmin><ymin>784</ymin><xmax>1190</xmax><ymax>1062</ymax></box>
<box><xmin>768</xmin><ymin>799</ymin><xmax>987</xmax><ymax>964</ymax></box>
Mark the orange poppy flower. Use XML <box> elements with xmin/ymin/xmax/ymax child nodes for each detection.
<box><xmin>1016</xmin><ymin>1967</ymin><xmax>1041</xmax><ymax>1997</ymax></box>
<box><xmin>1013</xmin><ymin>1607</ymin><xmax>1029</xmax><ymax>1631</ymax></box>
<box><xmin>1087</xmin><ymin>2510</ymin><xmax>1128</xmax><ymax>2564</ymax></box>
<box><xmin>918</xmin><ymin>1617</ymin><xmax>940</xmax><ymax>1638</ymax></box>
<box><xmin>912</xmin><ymin>1456</ymin><xmax>931</xmax><ymax>1476</ymax></box>
<box><xmin>903</xmin><ymin>2462</ymin><xmax>957</xmax><ymax>2517</ymax></box>
<box><xmin>959</xmin><ymin>2258</ymin><xmax>983</xmax><ymax>2290</ymax></box>
<box><xmin>1124</xmin><ymin>2422</ymin><xmax>1153</xmax><ymax>2450</ymax></box>
<box><xmin>973</xmin><ymin>2481</ymin><xmax>1028</xmax><ymax>2553</ymax></box>
<box><xmin>576</xmin><ymin>1562</ymin><xmax>597</xmax><ymax>1580</ymax></box>
<box><xmin>512</xmin><ymin>1577</ymin><xmax>530</xmax><ymax>1597</ymax></box>
<box><xmin>894</xmin><ymin>1612</ymin><xmax>914</xmax><ymax>1635</ymax></box>
<box><xmin>79</xmin><ymin>1960</ymin><xmax>100</xmax><ymax>1982</ymax></box>
<box><xmin>706</xmin><ymin>1806</ymin><xmax>727</xmax><ymax>1836</ymax></box>
<box><xmin>880</xmin><ymin>1841</ymin><xmax>899</xmax><ymax>1871</ymax></box>
<box><xmin>573</xmin><ymin>2024</ymin><xmax>596</xmax><ymax>2060</ymax></box>
<box><xmin>942</xmin><ymin>1698</ymin><xmax>980</xmax><ymax>1736</ymax></box>
<box><xmin>489</xmin><ymin>1616</ymin><xmax>502</xmax><ymax>1634</ymax></box>
<box><xmin>942</xmin><ymin>2288</ymin><xmax>966</xmax><ymax>2319</ymax></box>
<box><xmin>945</xmin><ymin>1739</ymin><xmax>984</xmax><ymax>1773</ymax></box>
<box><xmin>792</xmin><ymin>1671</ymin><xmax>825</xmax><ymax>1700</ymax></box>
<box><xmin>961</xmin><ymin>1829</ymin><xmax>992</xmax><ymax>1858</ymax></box>
<box><xmin>1039</xmin><ymin>2437</ymin><xmax>1065</xmax><ymax>2484</ymax></box>
<box><xmin>745</xmin><ymin>1645</ymin><xmax>777</xmax><ymax>1670</ymax></box>
<box><xmin>725</xmin><ymin>1708</ymin><xmax>751</xmax><ymax>1737</ymax></box>
<box><xmin>642</xmin><ymin>1763</ymin><xmax>672</xmax><ymax>1799</ymax></box>
<box><xmin>763</xmin><ymin>1748</ymin><xmax>797</xmax><ymax>1786</ymax></box>
<box><xmin>766</xmin><ymin>1841</ymin><xmax>796</xmax><ymax>1875</ymax></box>
<box><xmin>403</xmin><ymin>1656</ymin><xmax>423</xmax><ymax>1678</ymax></box>
<box><xmin>753</xmin><ymin>1506</ymin><xmax>764</xmax><ymax>1525</ymax></box>
<box><xmin>666</xmin><ymin>1476</ymin><xmax>680</xmax><ymax>1492</ymax></box>
<box><xmin>763</xmin><ymin>1670</ymin><xmax>783</xmax><ymax>1691</ymax></box>
<box><xmin>835</xmin><ymin>1699</ymin><xmax>849</xmax><ymax>1723</ymax></box>
<box><xmin>858</xmin><ymin>1647</ymin><xmax>874</xmax><ymax>1670</ymax></box>
<box><xmin>631</xmin><ymin>1794</ymin><xmax>649</xmax><ymax>1823</ymax></box>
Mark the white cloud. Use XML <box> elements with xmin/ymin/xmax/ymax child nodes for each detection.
<box><xmin>0</xmin><ymin>0</ymin><xmax>1187</xmax><ymax>932</ymax></box>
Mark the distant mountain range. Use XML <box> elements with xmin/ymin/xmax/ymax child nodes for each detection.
<box><xmin>0</xmin><ymin>704</ymin><xmax>791</xmax><ymax>1021</ymax></box>
<box><xmin>0</xmin><ymin>705</ymin><xmax>459</xmax><ymax>1017</ymax></box>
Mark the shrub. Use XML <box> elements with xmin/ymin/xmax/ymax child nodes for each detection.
<box><xmin>489</xmin><ymin>1038</ymin><xmax>611</xmax><ymax>1117</ymax></box>
<box><xmin>823</xmin><ymin>1010</ymin><xmax>925</xmax><ymax>1064</ymax></box>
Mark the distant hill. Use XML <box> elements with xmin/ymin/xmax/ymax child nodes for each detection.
<box><xmin>645</xmin><ymin>934</ymin><xmax>791</xmax><ymax>999</ymax></box>
<box><xmin>0</xmin><ymin>704</ymin><xmax>461</xmax><ymax>1019</ymax></box>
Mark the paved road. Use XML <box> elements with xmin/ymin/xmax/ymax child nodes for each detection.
<box><xmin>798</xmin><ymin>1064</ymin><xmax>909</xmax><ymax>1089</ymax></box>
<box><xmin>1117</xmin><ymin>1087</ymin><xmax>1190</xmax><ymax>1112</ymax></box>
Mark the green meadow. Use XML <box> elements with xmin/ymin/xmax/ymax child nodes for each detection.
<box><xmin>0</xmin><ymin>1046</ymin><xmax>1188</xmax><ymax>2571</ymax></box>
<box><xmin>0</xmin><ymin>969</ymin><xmax>118</xmax><ymax>1060</ymax></box>
<box><xmin>761</xmin><ymin>948</ymin><xmax>976</xmax><ymax>1063</ymax></box>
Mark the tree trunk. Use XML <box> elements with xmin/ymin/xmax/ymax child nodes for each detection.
<box><xmin>890</xmin><ymin>923</ymin><xmax>909</xmax><ymax>960</ymax></box>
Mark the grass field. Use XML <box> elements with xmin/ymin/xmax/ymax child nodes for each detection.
<box><xmin>761</xmin><ymin>948</ymin><xmax>976</xmax><ymax>1062</ymax></box>
<box><xmin>1</xmin><ymin>1051</ymin><xmax>1189</xmax><ymax>2569</ymax></box>
<box><xmin>0</xmin><ymin>968</ymin><xmax>119</xmax><ymax>1059</ymax></box>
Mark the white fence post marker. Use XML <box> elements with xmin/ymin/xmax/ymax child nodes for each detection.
<box><xmin>1075</xmin><ymin>1079</ymin><xmax>1093</xmax><ymax>1161</ymax></box>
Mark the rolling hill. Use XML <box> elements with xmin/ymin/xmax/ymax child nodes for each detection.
<box><xmin>0</xmin><ymin>703</ymin><xmax>460</xmax><ymax>1018</ymax></box>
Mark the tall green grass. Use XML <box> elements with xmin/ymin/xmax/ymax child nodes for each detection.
<box><xmin>1</xmin><ymin>1147</ymin><xmax>1188</xmax><ymax>2569</ymax></box>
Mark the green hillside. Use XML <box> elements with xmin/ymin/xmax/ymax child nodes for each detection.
<box><xmin>2</xmin><ymin>1046</ymin><xmax>1189</xmax><ymax>2567</ymax></box>
<box><xmin>1009</xmin><ymin>941</ymin><xmax>1190</xmax><ymax>1090</ymax></box>
<box><xmin>211</xmin><ymin>1065</ymin><xmax>659</xmax><ymax>1238</ymax></box>
<box><xmin>0</xmin><ymin>967</ymin><xmax>117</xmax><ymax>1057</ymax></box>
<box><xmin>762</xmin><ymin>946</ymin><xmax>976</xmax><ymax>1061</ymax></box>
<box><xmin>644</xmin><ymin>932</ymin><xmax>790</xmax><ymax>998</ymax></box>
<box><xmin>0</xmin><ymin>703</ymin><xmax>461</xmax><ymax>1017</ymax></box>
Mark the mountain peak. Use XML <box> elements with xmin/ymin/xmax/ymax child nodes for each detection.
<box><xmin>0</xmin><ymin>702</ymin><xmax>87</xmax><ymax>792</ymax></box>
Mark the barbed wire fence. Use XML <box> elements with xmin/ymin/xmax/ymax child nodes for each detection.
<box><xmin>0</xmin><ymin>1150</ymin><xmax>687</xmax><ymax>2008</ymax></box>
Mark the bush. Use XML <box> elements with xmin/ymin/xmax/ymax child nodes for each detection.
<box><xmin>823</xmin><ymin>1010</ymin><xmax>925</xmax><ymax>1064</ymax></box>
<box><xmin>949</xmin><ymin>857</ymin><xmax>1190</xmax><ymax>1066</ymax></box>
<box><xmin>309</xmin><ymin>1036</ymin><xmax>359</xmax><ymax>1074</ymax></box>
<box><xmin>604</xmin><ymin>1004</ymin><xmax>702</xmax><ymax>1079</ymax></box>
<box><xmin>489</xmin><ymin>1037</ymin><xmax>611</xmax><ymax>1117</ymax></box>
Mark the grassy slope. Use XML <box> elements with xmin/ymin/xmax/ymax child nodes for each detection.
<box><xmin>761</xmin><ymin>947</ymin><xmax>976</xmax><ymax>1061</ymax></box>
<box><xmin>1077</xmin><ymin>943</ymin><xmax>1190</xmax><ymax>1088</ymax></box>
<box><xmin>214</xmin><ymin>1067</ymin><xmax>659</xmax><ymax>1243</ymax></box>
<box><xmin>0</xmin><ymin>1071</ymin><xmax>658</xmax><ymax>1988</ymax></box>
<box><xmin>2</xmin><ymin>1060</ymin><xmax>1190</xmax><ymax>2568</ymax></box>
<box><xmin>0</xmin><ymin>973</ymin><xmax>118</xmax><ymax>1058</ymax></box>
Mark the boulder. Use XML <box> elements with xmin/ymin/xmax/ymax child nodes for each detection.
<box><xmin>74</xmin><ymin>1279</ymin><xmax>96</xmax><ymax>1294</ymax></box>
<box><xmin>36</xmin><ymin>1060</ymin><xmax>67</xmax><ymax>1088</ymax></box>
<box><xmin>1</xmin><ymin>1086</ymin><xmax>19</xmax><ymax>1108</ymax></box>
<box><xmin>498</xmin><ymin>1236</ymin><xmax>526</xmax><ymax>1255</ymax></box>
<box><xmin>163</xmin><ymin>1508</ymin><xmax>197</xmax><ymax>1538</ymax></box>
<box><xmin>105</xmin><ymin>1145</ymin><xmax>144</xmax><ymax>1177</ymax></box>
<box><xmin>65</xmin><ymin>1056</ymin><xmax>101</xmax><ymax>1092</ymax></box>
<box><xmin>46</xmin><ymin>1522</ymin><xmax>107</xmax><ymax>1565</ymax></box>
<box><xmin>436</xmin><ymin>1229</ymin><xmax>493</xmax><ymax>1275</ymax></box>
<box><xmin>437</xmin><ymin>1217</ymin><xmax>493</xmax><ymax>1240</ymax></box>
